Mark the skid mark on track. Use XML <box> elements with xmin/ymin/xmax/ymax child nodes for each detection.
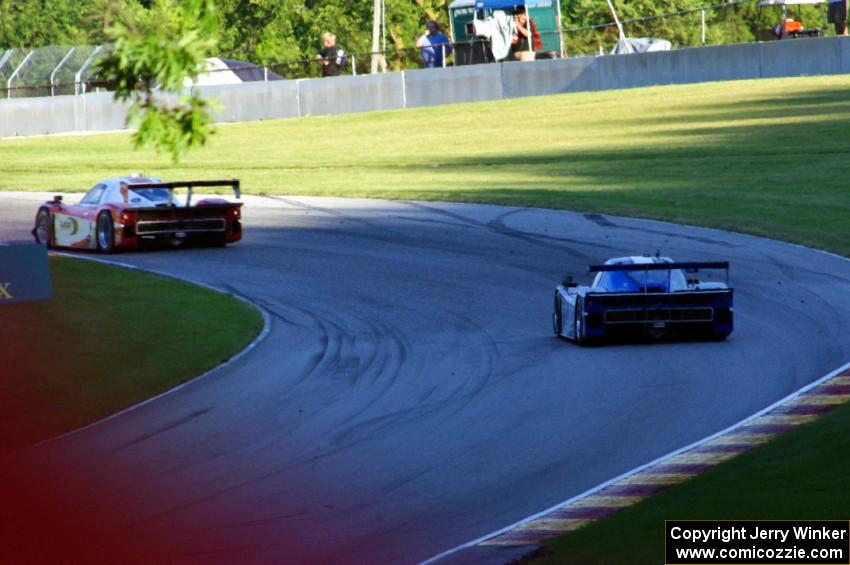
<box><xmin>408</xmin><ymin>202</ymin><xmax>598</xmax><ymax>259</ymax></box>
<box><xmin>269</xmin><ymin>196</ymin><xmax>520</xmax><ymax>261</ymax></box>
<box><xmin>117</xmin><ymin>408</ymin><xmax>213</xmax><ymax>450</ymax></box>
<box><xmin>335</xmin><ymin>324</ymin><xmax>491</xmax><ymax>446</ymax></box>
<box><xmin>583</xmin><ymin>213</ymin><xmax>616</xmax><ymax>228</ymax></box>
<box><xmin>500</xmin><ymin>206</ymin><xmax>740</xmax><ymax>250</ymax></box>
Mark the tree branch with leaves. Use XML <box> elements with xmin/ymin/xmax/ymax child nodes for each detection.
<box><xmin>97</xmin><ymin>0</ymin><xmax>219</xmax><ymax>163</ymax></box>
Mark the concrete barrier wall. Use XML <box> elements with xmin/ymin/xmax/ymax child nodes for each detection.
<box><xmin>80</xmin><ymin>92</ymin><xmax>132</xmax><ymax>132</ymax></box>
<box><xmin>197</xmin><ymin>80</ymin><xmax>300</xmax><ymax>122</ymax></box>
<box><xmin>664</xmin><ymin>44</ymin><xmax>763</xmax><ymax>85</ymax></box>
<box><xmin>757</xmin><ymin>36</ymin><xmax>841</xmax><ymax>79</ymax></box>
<box><xmin>297</xmin><ymin>73</ymin><xmax>405</xmax><ymax>117</ymax></box>
<box><xmin>0</xmin><ymin>95</ymin><xmax>79</xmax><ymax>137</ymax></box>
<box><xmin>0</xmin><ymin>92</ymin><xmax>131</xmax><ymax>137</ymax></box>
<box><xmin>2</xmin><ymin>37</ymin><xmax>849</xmax><ymax>138</ymax></box>
<box><xmin>502</xmin><ymin>37</ymin><xmax>846</xmax><ymax>100</ymax></box>
<box><xmin>839</xmin><ymin>38</ymin><xmax>850</xmax><ymax>73</ymax></box>
<box><xmin>404</xmin><ymin>64</ymin><xmax>503</xmax><ymax>108</ymax></box>
<box><xmin>500</xmin><ymin>57</ymin><xmax>582</xmax><ymax>98</ymax></box>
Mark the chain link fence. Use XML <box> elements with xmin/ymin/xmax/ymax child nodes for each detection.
<box><xmin>0</xmin><ymin>45</ymin><xmax>109</xmax><ymax>99</ymax></box>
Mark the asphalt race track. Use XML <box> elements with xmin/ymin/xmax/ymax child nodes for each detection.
<box><xmin>2</xmin><ymin>192</ymin><xmax>849</xmax><ymax>563</ymax></box>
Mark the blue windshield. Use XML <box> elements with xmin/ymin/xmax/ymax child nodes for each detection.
<box><xmin>596</xmin><ymin>269</ymin><xmax>686</xmax><ymax>292</ymax></box>
<box><xmin>130</xmin><ymin>188</ymin><xmax>171</xmax><ymax>202</ymax></box>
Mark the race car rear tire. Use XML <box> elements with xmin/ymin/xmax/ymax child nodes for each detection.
<box><xmin>209</xmin><ymin>232</ymin><xmax>227</xmax><ymax>247</ymax></box>
<box><xmin>552</xmin><ymin>294</ymin><xmax>563</xmax><ymax>337</ymax></box>
<box><xmin>34</xmin><ymin>208</ymin><xmax>54</xmax><ymax>248</ymax></box>
<box><xmin>573</xmin><ymin>296</ymin><xmax>584</xmax><ymax>345</ymax></box>
<box><xmin>96</xmin><ymin>212</ymin><xmax>115</xmax><ymax>254</ymax></box>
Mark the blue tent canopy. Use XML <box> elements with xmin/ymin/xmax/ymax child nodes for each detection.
<box><xmin>448</xmin><ymin>0</ymin><xmax>552</xmax><ymax>9</ymax></box>
<box><xmin>473</xmin><ymin>0</ymin><xmax>527</xmax><ymax>9</ymax></box>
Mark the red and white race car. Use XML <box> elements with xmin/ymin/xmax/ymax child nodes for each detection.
<box><xmin>32</xmin><ymin>176</ymin><xmax>243</xmax><ymax>253</ymax></box>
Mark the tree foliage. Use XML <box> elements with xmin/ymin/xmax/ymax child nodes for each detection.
<box><xmin>212</xmin><ymin>0</ymin><xmax>451</xmax><ymax>74</ymax></box>
<box><xmin>0</xmin><ymin>0</ymin><xmax>112</xmax><ymax>48</ymax></box>
<box><xmin>0</xmin><ymin>0</ymin><xmax>835</xmax><ymax>73</ymax></box>
<box><xmin>1</xmin><ymin>0</ymin><xmax>456</xmax><ymax>75</ymax></box>
<box><xmin>0</xmin><ymin>0</ymin><xmax>832</xmax><ymax>61</ymax></box>
<box><xmin>97</xmin><ymin>0</ymin><xmax>219</xmax><ymax>162</ymax></box>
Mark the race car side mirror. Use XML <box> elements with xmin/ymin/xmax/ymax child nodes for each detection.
<box><xmin>562</xmin><ymin>276</ymin><xmax>578</xmax><ymax>288</ymax></box>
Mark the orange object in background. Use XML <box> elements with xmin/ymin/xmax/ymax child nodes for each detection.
<box><xmin>783</xmin><ymin>18</ymin><xmax>803</xmax><ymax>33</ymax></box>
<box><xmin>774</xmin><ymin>18</ymin><xmax>804</xmax><ymax>38</ymax></box>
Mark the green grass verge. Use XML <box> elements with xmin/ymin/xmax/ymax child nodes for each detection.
<box><xmin>0</xmin><ymin>256</ymin><xmax>263</xmax><ymax>453</ymax></box>
<box><xmin>532</xmin><ymin>400</ymin><xmax>850</xmax><ymax>564</ymax></box>
<box><xmin>1</xmin><ymin>75</ymin><xmax>850</xmax><ymax>255</ymax></box>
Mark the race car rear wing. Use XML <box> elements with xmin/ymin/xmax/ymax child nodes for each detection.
<box><xmin>588</xmin><ymin>261</ymin><xmax>729</xmax><ymax>272</ymax></box>
<box><xmin>588</xmin><ymin>261</ymin><xmax>730</xmax><ymax>285</ymax></box>
<box><xmin>121</xmin><ymin>179</ymin><xmax>241</xmax><ymax>207</ymax></box>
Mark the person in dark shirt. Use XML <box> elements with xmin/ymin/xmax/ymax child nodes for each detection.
<box><xmin>828</xmin><ymin>0</ymin><xmax>848</xmax><ymax>35</ymax></box>
<box><xmin>316</xmin><ymin>32</ymin><xmax>341</xmax><ymax>77</ymax></box>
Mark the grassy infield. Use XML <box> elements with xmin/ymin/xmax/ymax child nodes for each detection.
<box><xmin>0</xmin><ymin>257</ymin><xmax>263</xmax><ymax>452</ymax></box>
<box><xmin>2</xmin><ymin>75</ymin><xmax>850</xmax><ymax>562</ymax></box>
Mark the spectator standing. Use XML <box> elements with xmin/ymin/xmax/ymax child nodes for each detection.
<box><xmin>416</xmin><ymin>20</ymin><xmax>453</xmax><ymax>68</ymax></box>
<box><xmin>316</xmin><ymin>32</ymin><xmax>342</xmax><ymax>77</ymax></box>
<box><xmin>828</xmin><ymin>0</ymin><xmax>848</xmax><ymax>35</ymax></box>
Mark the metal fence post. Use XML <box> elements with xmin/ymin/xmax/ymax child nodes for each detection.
<box><xmin>352</xmin><ymin>54</ymin><xmax>357</xmax><ymax>76</ymax></box>
<box><xmin>75</xmin><ymin>45</ymin><xmax>103</xmax><ymax>96</ymax></box>
<box><xmin>0</xmin><ymin>49</ymin><xmax>12</xmax><ymax>74</ymax></box>
<box><xmin>50</xmin><ymin>47</ymin><xmax>76</xmax><ymax>96</ymax></box>
<box><xmin>441</xmin><ymin>44</ymin><xmax>446</xmax><ymax>68</ymax></box>
<box><xmin>0</xmin><ymin>49</ymin><xmax>11</xmax><ymax>97</ymax></box>
<box><xmin>7</xmin><ymin>50</ymin><xmax>34</xmax><ymax>99</ymax></box>
<box><xmin>263</xmin><ymin>66</ymin><xmax>268</xmax><ymax>82</ymax></box>
<box><xmin>701</xmin><ymin>9</ymin><xmax>706</xmax><ymax>46</ymax></box>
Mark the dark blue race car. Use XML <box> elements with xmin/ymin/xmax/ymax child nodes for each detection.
<box><xmin>553</xmin><ymin>256</ymin><xmax>734</xmax><ymax>344</ymax></box>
